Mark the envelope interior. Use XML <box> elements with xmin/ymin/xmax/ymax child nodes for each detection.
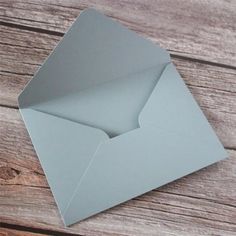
<box><xmin>29</xmin><ymin>65</ymin><xmax>164</xmax><ymax>137</ymax></box>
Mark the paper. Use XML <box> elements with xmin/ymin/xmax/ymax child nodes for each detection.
<box><xmin>18</xmin><ymin>8</ymin><xmax>227</xmax><ymax>226</ymax></box>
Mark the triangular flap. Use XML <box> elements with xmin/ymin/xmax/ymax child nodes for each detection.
<box><xmin>18</xmin><ymin>8</ymin><xmax>170</xmax><ymax>109</ymax></box>
<box><xmin>63</xmin><ymin>125</ymin><xmax>227</xmax><ymax>226</ymax></box>
<box><xmin>139</xmin><ymin>63</ymin><xmax>217</xmax><ymax>137</ymax></box>
<box><xmin>20</xmin><ymin>108</ymin><xmax>108</xmax><ymax>216</ymax></box>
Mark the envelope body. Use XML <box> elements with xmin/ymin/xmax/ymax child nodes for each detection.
<box><xmin>18</xmin><ymin>9</ymin><xmax>227</xmax><ymax>226</ymax></box>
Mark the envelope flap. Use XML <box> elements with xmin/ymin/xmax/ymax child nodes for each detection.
<box><xmin>18</xmin><ymin>8</ymin><xmax>170</xmax><ymax>109</ymax></box>
<box><xmin>139</xmin><ymin>63</ymin><xmax>216</xmax><ymax>137</ymax></box>
<box><xmin>20</xmin><ymin>108</ymin><xmax>108</xmax><ymax>216</ymax></box>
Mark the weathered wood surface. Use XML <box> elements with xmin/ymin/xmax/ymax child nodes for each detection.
<box><xmin>0</xmin><ymin>0</ymin><xmax>236</xmax><ymax>67</ymax></box>
<box><xmin>0</xmin><ymin>0</ymin><xmax>236</xmax><ymax>235</ymax></box>
<box><xmin>0</xmin><ymin>227</ymin><xmax>47</xmax><ymax>236</ymax></box>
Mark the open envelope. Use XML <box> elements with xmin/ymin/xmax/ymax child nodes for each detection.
<box><xmin>18</xmin><ymin>9</ymin><xmax>227</xmax><ymax>226</ymax></box>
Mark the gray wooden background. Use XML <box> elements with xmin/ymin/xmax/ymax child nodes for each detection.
<box><xmin>0</xmin><ymin>0</ymin><xmax>236</xmax><ymax>235</ymax></box>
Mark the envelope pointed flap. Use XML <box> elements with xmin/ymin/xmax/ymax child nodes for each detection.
<box><xmin>63</xmin><ymin>126</ymin><xmax>227</xmax><ymax>226</ymax></box>
<box><xmin>139</xmin><ymin>63</ymin><xmax>217</xmax><ymax>137</ymax></box>
<box><xmin>20</xmin><ymin>108</ymin><xmax>108</xmax><ymax>215</ymax></box>
<box><xmin>18</xmin><ymin>8</ymin><xmax>170</xmax><ymax>109</ymax></box>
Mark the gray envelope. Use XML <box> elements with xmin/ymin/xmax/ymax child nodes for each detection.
<box><xmin>18</xmin><ymin>9</ymin><xmax>227</xmax><ymax>226</ymax></box>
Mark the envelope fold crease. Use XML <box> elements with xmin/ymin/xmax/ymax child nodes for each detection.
<box><xmin>20</xmin><ymin>107</ymin><xmax>108</xmax><ymax>215</ymax></box>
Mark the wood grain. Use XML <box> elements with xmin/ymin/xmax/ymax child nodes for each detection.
<box><xmin>1</xmin><ymin>0</ymin><xmax>236</xmax><ymax>235</ymax></box>
<box><xmin>0</xmin><ymin>227</ymin><xmax>47</xmax><ymax>236</ymax></box>
<box><xmin>0</xmin><ymin>0</ymin><xmax>236</xmax><ymax>67</ymax></box>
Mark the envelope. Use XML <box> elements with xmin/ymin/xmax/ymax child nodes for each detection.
<box><xmin>18</xmin><ymin>8</ymin><xmax>227</xmax><ymax>226</ymax></box>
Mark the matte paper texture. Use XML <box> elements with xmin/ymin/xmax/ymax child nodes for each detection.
<box><xmin>18</xmin><ymin>9</ymin><xmax>227</xmax><ymax>226</ymax></box>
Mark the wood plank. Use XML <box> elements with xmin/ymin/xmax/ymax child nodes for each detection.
<box><xmin>0</xmin><ymin>25</ymin><xmax>59</xmax><ymax>107</ymax></box>
<box><xmin>1</xmin><ymin>1</ymin><xmax>236</xmax><ymax>235</ymax></box>
<box><xmin>0</xmin><ymin>106</ymin><xmax>236</xmax><ymax>235</ymax></box>
<box><xmin>1</xmin><ymin>25</ymin><xmax>236</xmax><ymax>148</ymax></box>
<box><xmin>0</xmin><ymin>227</ymin><xmax>47</xmax><ymax>236</ymax></box>
<box><xmin>0</xmin><ymin>0</ymin><xmax>236</xmax><ymax>66</ymax></box>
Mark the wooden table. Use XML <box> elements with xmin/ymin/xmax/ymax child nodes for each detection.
<box><xmin>0</xmin><ymin>1</ymin><xmax>236</xmax><ymax>235</ymax></box>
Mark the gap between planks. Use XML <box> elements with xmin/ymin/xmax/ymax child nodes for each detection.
<box><xmin>0</xmin><ymin>223</ymin><xmax>83</xmax><ymax>236</ymax></box>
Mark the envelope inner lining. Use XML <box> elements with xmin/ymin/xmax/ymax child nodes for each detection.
<box><xmin>29</xmin><ymin>66</ymin><xmax>163</xmax><ymax>138</ymax></box>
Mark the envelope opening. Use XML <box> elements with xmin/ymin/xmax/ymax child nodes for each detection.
<box><xmin>26</xmin><ymin>65</ymin><xmax>165</xmax><ymax>138</ymax></box>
